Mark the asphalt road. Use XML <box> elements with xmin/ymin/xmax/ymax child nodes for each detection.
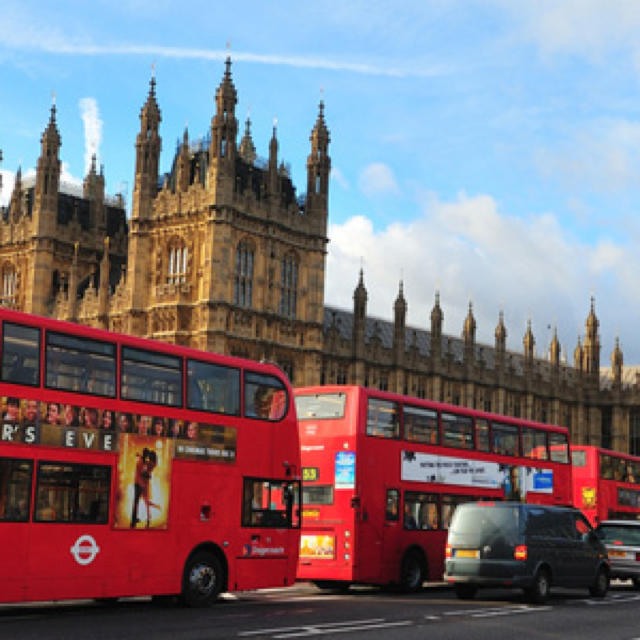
<box><xmin>2</xmin><ymin>582</ymin><xmax>640</xmax><ymax>640</ymax></box>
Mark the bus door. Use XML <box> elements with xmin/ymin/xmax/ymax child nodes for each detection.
<box><xmin>238</xmin><ymin>478</ymin><xmax>300</xmax><ymax>589</ymax></box>
<box><xmin>0</xmin><ymin>457</ymin><xmax>32</xmax><ymax>602</ymax></box>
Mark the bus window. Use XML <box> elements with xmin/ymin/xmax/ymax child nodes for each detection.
<box><xmin>302</xmin><ymin>485</ymin><xmax>333</xmax><ymax>505</ymax></box>
<box><xmin>244</xmin><ymin>372</ymin><xmax>287</xmax><ymax>420</ymax></box>
<box><xmin>405</xmin><ymin>491</ymin><xmax>439</xmax><ymax>530</ymax></box>
<box><xmin>366</xmin><ymin>399</ymin><xmax>399</xmax><ymax>438</ymax></box>
<box><xmin>45</xmin><ymin>332</ymin><xmax>116</xmax><ymax>397</ymax></box>
<box><xmin>441</xmin><ymin>412</ymin><xmax>473</xmax><ymax>449</ymax></box>
<box><xmin>403</xmin><ymin>405</ymin><xmax>438</xmax><ymax>444</ymax></box>
<box><xmin>613</xmin><ymin>456</ymin><xmax>626</xmax><ymax>482</ymax></box>
<box><xmin>34</xmin><ymin>461</ymin><xmax>110</xmax><ymax>524</ymax></box>
<box><xmin>600</xmin><ymin>454</ymin><xmax>613</xmax><ymax>480</ymax></box>
<box><xmin>476</xmin><ymin>418</ymin><xmax>490</xmax><ymax>452</ymax></box>
<box><xmin>295</xmin><ymin>393</ymin><xmax>346</xmax><ymax>420</ymax></box>
<box><xmin>571</xmin><ymin>449</ymin><xmax>587</xmax><ymax>467</ymax></box>
<box><xmin>492</xmin><ymin>422</ymin><xmax>519</xmax><ymax>456</ymax></box>
<box><xmin>121</xmin><ymin>347</ymin><xmax>182</xmax><ymax>407</ymax></box>
<box><xmin>385</xmin><ymin>489</ymin><xmax>399</xmax><ymax>521</ymax></box>
<box><xmin>521</xmin><ymin>427</ymin><xmax>548</xmax><ymax>460</ymax></box>
<box><xmin>187</xmin><ymin>359</ymin><xmax>240</xmax><ymax>415</ymax></box>
<box><xmin>549</xmin><ymin>432</ymin><xmax>569</xmax><ymax>463</ymax></box>
<box><xmin>0</xmin><ymin>458</ymin><xmax>32</xmax><ymax>521</ymax></box>
<box><xmin>242</xmin><ymin>478</ymin><xmax>300</xmax><ymax>528</ymax></box>
<box><xmin>1</xmin><ymin>322</ymin><xmax>40</xmax><ymax>387</ymax></box>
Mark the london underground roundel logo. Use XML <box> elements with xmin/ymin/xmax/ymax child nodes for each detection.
<box><xmin>70</xmin><ymin>535</ymin><xmax>100</xmax><ymax>566</ymax></box>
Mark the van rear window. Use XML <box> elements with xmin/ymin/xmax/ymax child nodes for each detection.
<box><xmin>448</xmin><ymin>504</ymin><xmax>522</xmax><ymax>546</ymax></box>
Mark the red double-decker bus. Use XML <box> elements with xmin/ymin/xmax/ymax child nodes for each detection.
<box><xmin>294</xmin><ymin>385</ymin><xmax>572</xmax><ymax>591</ymax></box>
<box><xmin>571</xmin><ymin>445</ymin><xmax>640</xmax><ymax>525</ymax></box>
<box><xmin>0</xmin><ymin>308</ymin><xmax>300</xmax><ymax>606</ymax></box>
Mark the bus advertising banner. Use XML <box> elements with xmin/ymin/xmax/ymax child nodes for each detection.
<box><xmin>401</xmin><ymin>450</ymin><xmax>553</xmax><ymax>497</ymax></box>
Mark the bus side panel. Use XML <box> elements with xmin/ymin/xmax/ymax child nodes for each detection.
<box><xmin>0</xmin><ymin>522</ymin><xmax>29</xmax><ymax>603</ymax></box>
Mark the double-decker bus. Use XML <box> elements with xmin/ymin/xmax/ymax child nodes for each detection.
<box><xmin>571</xmin><ymin>445</ymin><xmax>640</xmax><ymax>525</ymax></box>
<box><xmin>0</xmin><ymin>309</ymin><xmax>300</xmax><ymax>606</ymax></box>
<box><xmin>294</xmin><ymin>385</ymin><xmax>571</xmax><ymax>591</ymax></box>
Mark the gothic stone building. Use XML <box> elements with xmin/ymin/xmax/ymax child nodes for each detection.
<box><xmin>1</xmin><ymin>59</ymin><xmax>639</xmax><ymax>454</ymax></box>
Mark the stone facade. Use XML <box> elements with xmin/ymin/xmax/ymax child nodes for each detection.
<box><xmin>1</xmin><ymin>59</ymin><xmax>637</xmax><ymax>454</ymax></box>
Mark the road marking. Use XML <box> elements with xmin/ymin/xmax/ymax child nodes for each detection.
<box><xmin>471</xmin><ymin>606</ymin><xmax>551</xmax><ymax>618</ymax></box>
<box><xmin>238</xmin><ymin>618</ymin><xmax>413</xmax><ymax>638</ymax></box>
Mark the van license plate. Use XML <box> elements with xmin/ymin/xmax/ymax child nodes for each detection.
<box><xmin>455</xmin><ymin>549</ymin><xmax>479</xmax><ymax>559</ymax></box>
<box><xmin>608</xmin><ymin>549</ymin><xmax>627</xmax><ymax>558</ymax></box>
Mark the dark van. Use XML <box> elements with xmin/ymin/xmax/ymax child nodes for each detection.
<box><xmin>444</xmin><ymin>502</ymin><xmax>609</xmax><ymax>603</ymax></box>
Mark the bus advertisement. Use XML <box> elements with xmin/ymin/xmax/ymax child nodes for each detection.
<box><xmin>295</xmin><ymin>385</ymin><xmax>571</xmax><ymax>591</ymax></box>
<box><xmin>571</xmin><ymin>445</ymin><xmax>640</xmax><ymax>525</ymax></box>
<box><xmin>0</xmin><ymin>309</ymin><xmax>301</xmax><ymax>606</ymax></box>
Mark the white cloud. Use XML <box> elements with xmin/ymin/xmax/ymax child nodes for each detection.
<box><xmin>501</xmin><ymin>0</ymin><xmax>640</xmax><ymax>61</ymax></box>
<box><xmin>358</xmin><ymin>163</ymin><xmax>399</xmax><ymax>198</ymax></box>
<box><xmin>326</xmin><ymin>191</ymin><xmax>640</xmax><ymax>362</ymax></box>
<box><xmin>330</xmin><ymin>167</ymin><xmax>350</xmax><ymax>191</ymax></box>
<box><xmin>79</xmin><ymin>97</ymin><xmax>103</xmax><ymax>175</ymax></box>
<box><xmin>0</xmin><ymin>171</ymin><xmax>16</xmax><ymax>206</ymax></box>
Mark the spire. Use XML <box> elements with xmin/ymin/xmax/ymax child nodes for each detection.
<box><xmin>306</xmin><ymin>100</ymin><xmax>331</xmax><ymax>215</ymax></box>
<box><xmin>132</xmin><ymin>71</ymin><xmax>162</xmax><ymax>220</ymax></box>
<box><xmin>574</xmin><ymin>336</ymin><xmax>583</xmax><ymax>371</ymax></box>
<box><xmin>523</xmin><ymin>318</ymin><xmax>535</xmax><ymax>360</ymax></box>
<box><xmin>268</xmin><ymin>120</ymin><xmax>279</xmax><ymax>195</ymax></box>
<box><xmin>495</xmin><ymin>309</ymin><xmax>507</xmax><ymax>353</ymax></box>
<box><xmin>430</xmin><ymin>290</ymin><xmax>443</xmax><ymax>340</ymax></box>
<box><xmin>353</xmin><ymin>268</ymin><xmax>367</xmax><ymax>319</ymax></box>
<box><xmin>393</xmin><ymin>280</ymin><xmax>407</xmax><ymax>365</ymax></box>
<box><xmin>210</xmin><ymin>56</ymin><xmax>238</xmax><ymax>164</ymax></box>
<box><xmin>612</xmin><ymin>336</ymin><xmax>623</xmax><ymax>386</ymax></box>
<box><xmin>239</xmin><ymin>116</ymin><xmax>256</xmax><ymax>164</ymax></box>
<box><xmin>9</xmin><ymin>166</ymin><xmax>23</xmax><ymax>221</ymax></box>
<box><xmin>549</xmin><ymin>326</ymin><xmax>560</xmax><ymax>366</ymax></box>
<box><xmin>462</xmin><ymin>301</ymin><xmax>476</xmax><ymax>345</ymax></box>
<box><xmin>176</xmin><ymin>126</ymin><xmax>191</xmax><ymax>192</ymax></box>
<box><xmin>583</xmin><ymin>296</ymin><xmax>600</xmax><ymax>376</ymax></box>
<box><xmin>394</xmin><ymin>280</ymin><xmax>407</xmax><ymax>326</ymax></box>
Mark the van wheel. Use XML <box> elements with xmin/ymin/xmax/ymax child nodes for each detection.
<box><xmin>400</xmin><ymin>551</ymin><xmax>424</xmax><ymax>592</ymax></box>
<box><xmin>181</xmin><ymin>552</ymin><xmax>223</xmax><ymax>607</ymax></box>
<box><xmin>454</xmin><ymin>584</ymin><xmax>477</xmax><ymax>600</ymax></box>
<box><xmin>589</xmin><ymin>567</ymin><xmax>609</xmax><ymax>598</ymax></box>
<box><xmin>633</xmin><ymin>577</ymin><xmax>640</xmax><ymax>590</ymax></box>
<box><xmin>527</xmin><ymin>568</ymin><xmax>551</xmax><ymax>604</ymax></box>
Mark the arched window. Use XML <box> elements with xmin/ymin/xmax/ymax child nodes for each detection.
<box><xmin>1</xmin><ymin>265</ymin><xmax>16</xmax><ymax>305</ymax></box>
<box><xmin>279</xmin><ymin>254</ymin><xmax>298</xmax><ymax>319</ymax></box>
<box><xmin>167</xmin><ymin>243</ymin><xmax>188</xmax><ymax>285</ymax></box>
<box><xmin>234</xmin><ymin>241</ymin><xmax>254</xmax><ymax>308</ymax></box>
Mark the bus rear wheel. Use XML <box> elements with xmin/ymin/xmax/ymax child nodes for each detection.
<box><xmin>182</xmin><ymin>552</ymin><xmax>223</xmax><ymax>607</ymax></box>
<box><xmin>399</xmin><ymin>551</ymin><xmax>425</xmax><ymax>593</ymax></box>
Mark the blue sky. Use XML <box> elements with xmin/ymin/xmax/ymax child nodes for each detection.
<box><xmin>2</xmin><ymin>1</ymin><xmax>640</xmax><ymax>365</ymax></box>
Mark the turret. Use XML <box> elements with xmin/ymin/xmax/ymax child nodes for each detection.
<box><xmin>430</xmin><ymin>291</ymin><xmax>443</xmax><ymax>360</ymax></box>
<box><xmin>611</xmin><ymin>337</ymin><xmax>623</xmax><ymax>387</ymax></box>
<box><xmin>353</xmin><ymin>269</ymin><xmax>367</xmax><ymax>359</ymax></box>
<box><xmin>268</xmin><ymin>122</ymin><xmax>279</xmax><ymax>196</ymax></box>
<box><xmin>549</xmin><ymin>327</ymin><xmax>560</xmax><ymax>367</ymax></box>
<box><xmin>393</xmin><ymin>281</ymin><xmax>407</xmax><ymax>364</ymax></box>
<box><xmin>523</xmin><ymin>319</ymin><xmax>535</xmax><ymax>362</ymax></box>
<box><xmin>495</xmin><ymin>310</ymin><xmax>507</xmax><ymax>356</ymax></box>
<box><xmin>305</xmin><ymin>101</ymin><xmax>330</xmax><ymax>216</ymax></box>
<box><xmin>33</xmin><ymin>101</ymin><xmax>61</xmax><ymax>235</ymax></box>
<box><xmin>209</xmin><ymin>57</ymin><xmax>238</xmax><ymax>167</ymax></box>
<box><xmin>132</xmin><ymin>74</ymin><xmax>161</xmax><ymax>220</ymax></box>
<box><xmin>176</xmin><ymin>127</ymin><xmax>191</xmax><ymax>193</ymax></box>
<box><xmin>238</xmin><ymin>116</ymin><xmax>256</xmax><ymax>164</ymax></box>
<box><xmin>582</xmin><ymin>296</ymin><xmax>600</xmax><ymax>377</ymax></box>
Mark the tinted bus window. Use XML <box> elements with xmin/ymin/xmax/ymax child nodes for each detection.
<box><xmin>187</xmin><ymin>359</ymin><xmax>240</xmax><ymax>415</ymax></box>
<box><xmin>1</xmin><ymin>322</ymin><xmax>40</xmax><ymax>386</ymax></box>
<box><xmin>385</xmin><ymin>489</ymin><xmax>399</xmax><ymax>521</ymax></box>
<box><xmin>522</xmin><ymin>427</ymin><xmax>548</xmax><ymax>460</ymax></box>
<box><xmin>404</xmin><ymin>405</ymin><xmax>438</xmax><ymax>444</ymax></box>
<box><xmin>242</xmin><ymin>478</ymin><xmax>300</xmax><ymax>528</ymax></box>
<box><xmin>366</xmin><ymin>399</ymin><xmax>399</xmax><ymax>438</ymax></box>
<box><xmin>46</xmin><ymin>332</ymin><xmax>116</xmax><ymax>397</ymax></box>
<box><xmin>244</xmin><ymin>372</ymin><xmax>287</xmax><ymax>420</ymax></box>
<box><xmin>295</xmin><ymin>393</ymin><xmax>346</xmax><ymax>420</ymax></box>
<box><xmin>476</xmin><ymin>418</ymin><xmax>490</xmax><ymax>452</ymax></box>
<box><xmin>34</xmin><ymin>462</ymin><xmax>110</xmax><ymax>524</ymax></box>
<box><xmin>121</xmin><ymin>347</ymin><xmax>182</xmax><ymax>407</ymax></box>
<box><xmin>492</xmin><ymin>422</ymin><xmax>519</xmax><ymax>456</ymax></box>
<box><xmin>549</xmin><ymin>432</ymin><xmax>569</xmax><ymax>463</ymax></box>
<box><xmin>302</xmin><ymin>485</ymin><xmax>334</xmax><ymax>505</ymax></box>
<box><xmin>405</xmin><ymin>491</ymin><xmax>439</xmax><ymax>530</ymax></box>
<box><xmin>0</xmin><ymin>458</ymin><xmax>32</xmax><ymax>521</ymax></box>
<box><xmin>442</xmin><ymin>412</ymin><xmax>473</xmax><ymax>449</ymax></box>
<box><xmin>571</xmin><ymin>449</ymin><xmax>587</xmax><ymax>467</ymax></box>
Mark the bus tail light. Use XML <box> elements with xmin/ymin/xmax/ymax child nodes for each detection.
<box><xmin>636</xmin><ymin>552</ymin><xmax>640</xmax><ymax>562</ymax></box>
<box><xmin>514</xmin><ymin>545</ymin><xmax>527</xmax><ymax>561</ymax></box>
<box><xmin>445</xmin><ymin>544</ymin><xmax>452</xmax><ymax>559</ymax></box>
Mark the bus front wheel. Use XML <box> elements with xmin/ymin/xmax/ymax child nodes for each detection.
<box><xmin>182</xmin><ymin>552</ymin><xmax>223</xmax><ymax>607</ymax></box>
<box><xmin>399</xmin><ymin>551</ymin><xmax>425</xmax><ymax>593</ymax></box>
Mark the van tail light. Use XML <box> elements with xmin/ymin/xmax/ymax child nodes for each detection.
<box><xmin>636</xmin><ymin>552</ymin><xmax>640</xmax><ymax>562</ymax></box>
<box><xmin>514</xmin><ymin>545</ymin><xmax>527</xmax><ymax>561</ymax></box>
<box><xmin>445</xmin><ymin>544</ymin><xmax>452</xmax><ymax>559</ymax></box>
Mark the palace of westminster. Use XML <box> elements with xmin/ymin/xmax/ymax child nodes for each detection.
<box><xmin>1</xmin><ymin>59</ymin><xmax>639</xmax><ymax>454</ymax></box>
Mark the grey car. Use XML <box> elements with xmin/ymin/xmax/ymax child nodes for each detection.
<box><xmin>595</xmin><ymin>520</ymin><xmax>640</xmax><ymax>588</ymax></box>
<box><xmin>444</xmin><ymin>502</ymin><xmax>610</xmax><ymax>604</ymax></box>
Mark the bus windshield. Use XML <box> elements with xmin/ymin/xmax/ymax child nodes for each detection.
<box><xmin>295</xmin><ymin>393</ymin><xmax>346</xmax><ymax>420</ymax></box>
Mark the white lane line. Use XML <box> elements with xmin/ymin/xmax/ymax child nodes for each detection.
<box><xmin>238</xmin><ymin>619</ymin><xmax>386</xmax><ymax>636</ymax></box>
<box><xmin>444</xmin><ymin>606</ymin><xmax>536</xmax><ymax>616</ymax></box>
<box><xmin>471</xmin><ymin>606</ymin><xmax>551</xmax><ymax>618</ymax></box>
<box><xmin>273</xmin><ymin>620</ymin><xmax>413</xmax><ymax>638</ymax></box>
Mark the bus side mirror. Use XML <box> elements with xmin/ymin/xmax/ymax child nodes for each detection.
<box><xmin>350</xmin><ymin>496</ymin><xmax>360</xmax><ymax>509</ymax></box>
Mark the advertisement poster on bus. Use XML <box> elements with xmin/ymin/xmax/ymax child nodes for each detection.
<box><xmin>114</xmin><ymin>434</ymin><xmax>173</xmax><ymax>529</ymax></box>
<box><xmin>335</xmin><ymin>451</ymin><xmax>355</xmax><ymax>489</ymax></box>
<box><xmin>300</xmin><ymin>534</ymin><xmax>336</xmax><ymax>559</ymax></box>
<box><xmin>401</xmin><ymin>450</ymin><xmax>553</xmax><ymax>498</ymax></box>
